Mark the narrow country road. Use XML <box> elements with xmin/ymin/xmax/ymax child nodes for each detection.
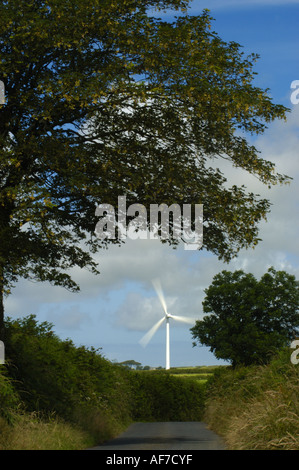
<box><xmin>88</xmin><ymin>422</ymin><xmax>226</xmax><ymax>450</ymax></box>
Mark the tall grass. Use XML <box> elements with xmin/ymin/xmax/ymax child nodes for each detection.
<box><xmin>0</xmin><ymin>412</ymin><xmax>94</xmax><ymax>450</ymax></box>
<box><xmin>204</xmin><ymin>349</ymin><xmax>299</xmax><ymax>450</ymax></box>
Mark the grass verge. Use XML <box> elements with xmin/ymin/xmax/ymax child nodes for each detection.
<box><xmin>0</xmin><ymin>412</ymin><xmax>94</xmax><ymax>450</ymax></box>
<box><xmin>203</xmin><ymin>349</ymin><xmax>299</xmax><ymax>450</ymax></box>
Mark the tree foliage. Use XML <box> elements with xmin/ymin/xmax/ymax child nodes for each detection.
<box><xmin>191</xmin><ymin>268</ymin><xmax>299</xmax><ymax>366</ymax></box>
<box><xmin>0</xmin><ymin>0</ymin><xmax>291</xmax><ymax>338</ymax></box>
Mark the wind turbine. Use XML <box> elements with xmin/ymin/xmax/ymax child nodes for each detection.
<box><xmin>139</xmin><ymin>279</ymin><xmax>195</xmax><ymax>370</ymax></box>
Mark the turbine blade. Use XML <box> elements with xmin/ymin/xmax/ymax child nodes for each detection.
<box><xmin>139</xmin><ymin>316</ymin><xmax>165</xmax><ymax>348</ymax></box>
<box><xmin>170</xmin><ymin>314</ymin><xmax>195</xmax><ymax>325</ymax></box>
<box><xmin>152</xmin><ymin>278</ymin><xmax>168</xmax><ymax>315</ymax></box>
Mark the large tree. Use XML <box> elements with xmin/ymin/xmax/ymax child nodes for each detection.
<box><xmin>0</xmin><ymin>0</ymin><xmax>291</xmax><ymax>340</ymax></box>
<box><xmin>191</xmin><ymin>268</ymin><xmax>299</xmax><ymax>366</ymax></box>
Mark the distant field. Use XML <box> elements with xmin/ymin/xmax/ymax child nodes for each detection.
<box><xmin>136</xmin><ymin>365</ymin><xmax>227</xmax><ymax>385</ymax></box>
<box><xmin>169</xmin><ymin>366</ymin><xmax>224</xmax><ymax>374</ymax></box>
<box><xmin>168</xmin><ymin>366</ymin><xmax>226</xmax><ymax>384</ymax></box>
<box><xmin>170</xmin><ymin>373</ymin><xmax>209</xmax><ymax>384</ymax></box>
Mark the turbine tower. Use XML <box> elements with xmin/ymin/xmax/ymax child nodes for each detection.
<box><xmin>139</xmin><ymin>279</ymin><xmax>195</xmax><ymax>370</ymax></box>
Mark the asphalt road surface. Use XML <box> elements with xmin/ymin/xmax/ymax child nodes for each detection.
<box><xmin>89</xmin><ymin>422</ymin><xmax>226</xmax><ymax>450</ymax></box>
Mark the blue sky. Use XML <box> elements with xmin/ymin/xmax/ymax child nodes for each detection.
<box><xmin>5</xmin><ymin>1</ymin><xmax>299</xmax><ymax>368</ymax></box>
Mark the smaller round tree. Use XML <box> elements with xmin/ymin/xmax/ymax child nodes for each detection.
<box><xmin>191</xmin><ymin>267</ymin><xmax>299</xmax><ymax>367</ymax></box>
